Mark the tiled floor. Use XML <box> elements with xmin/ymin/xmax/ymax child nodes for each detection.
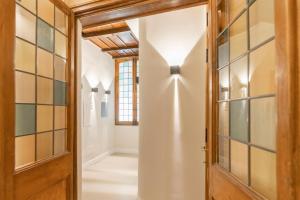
<box><xmin>82</xmin><ymin>153</ymin><xmax>138</xmax><ymax>200</ymax></box>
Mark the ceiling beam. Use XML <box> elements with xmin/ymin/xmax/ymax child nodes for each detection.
<box><xmin>82</xmin><ymin>26</ymin><xmax>131</xmax><ymax>38</ymax></box>
<box><xmin>102</xmin><ymin>45</ymin><xmax>139</xmax><ymax>52</ymax></box>
<box><xmin>113</xmin><ymin>54</ymin><xmax>139</xmax><ymax>59</ymax></box>
<box><xmin>79</xmin><ymin>0</ymin><xmax>208</xmax><ymax>29</ymax></box>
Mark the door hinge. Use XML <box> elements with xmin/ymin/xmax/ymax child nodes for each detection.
<box><xmin>206</xmin><ymin>12</ymin><xmax>209</xmax><ymax>27</ymax></box>
<box><xmin>205</xmin><ymin>128</ymin><xmax>208</xmax><ymax>143</ymax></box>
<box><xmin>206</xmin><ymin>48</ymin><xmax>208</xmax><ymax>63</ymax></box>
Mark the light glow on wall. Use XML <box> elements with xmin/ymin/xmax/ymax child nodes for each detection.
<box><xmin>145</xmin><ymin>6</ymin><xmax>207</xmax><ymax>66</ymax></box>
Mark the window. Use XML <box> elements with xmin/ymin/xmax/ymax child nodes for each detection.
<box><xmin>115</xmin><ymin>58</ymin><xmax>139</xmax><ymax>125</ymax></box>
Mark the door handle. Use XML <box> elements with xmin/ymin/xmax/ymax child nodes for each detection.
<box><xmin>201</xmin><ymin>145</ymin><xmax>207</xmax><ymax>151</ymax></box>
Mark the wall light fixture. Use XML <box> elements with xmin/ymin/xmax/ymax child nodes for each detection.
<box><xmin>170</xmin><ymin>65</ymin><xmax>181</xmax><ymax>75</ymax></box>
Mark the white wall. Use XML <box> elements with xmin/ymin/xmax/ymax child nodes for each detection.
<box><xmin>81</xmin><ymin>39</ymin><xmax>139</xmax><ymax>165</ymax></box>
<box><xmin>138</xmin><ymin>6</ymin><xmax>207</xmax><ymax>200</ymax></box>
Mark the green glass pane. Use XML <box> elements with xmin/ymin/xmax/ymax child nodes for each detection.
<box><xmin>37</xmin><ymin>19</ymin><xmax>54</xmax><ymax>52</ymax></box>
<box><xmin>16</xmin><ymin>104</ymin><xmax>36</xmax><ymax>136</ymax></box>
<box><xmin>54</xmin><ymin>80</ymin><xmax>67</xmax><ymax>105</ymax></box>
<box><xmin>230</xmin><ymin>100</ymin><xmax>248</xmax><ymax>142</ymax></box>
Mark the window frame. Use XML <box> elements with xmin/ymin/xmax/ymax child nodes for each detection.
<box><xmin>115</xmin><ymin>57</ymin><xmax>139</xmax><ymax>126</ymax></box>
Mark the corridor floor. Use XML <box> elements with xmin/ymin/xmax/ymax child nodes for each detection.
<box><xmin>82</xmin><ymin>153</ymin><xmax>138</xmax><ymax>200</ymax></box>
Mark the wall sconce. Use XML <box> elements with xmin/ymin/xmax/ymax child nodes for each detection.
<box><xmin>91</xmin><ymin>88</ymin><xmax>98</xmax><ymax>93</ymax></box>
<box><xmin>170</xmin><ymin>65</ymin><xmax>181</xmax><ymax>75</ymax></box>
<box><xmin>105</xmin><ymin>90</ymin><xmax>111</xmax><ymax>95</ymax></box>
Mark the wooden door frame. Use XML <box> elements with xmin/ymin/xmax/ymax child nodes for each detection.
<box><xmin>0</xmin><ymin>0</ymin><xmax>77</xmax><ymax>199</ymax></box>
<box><xmin>206</xmin><ymin>0</ymin><xmax>300</xmax><ymax>199</ymax></box>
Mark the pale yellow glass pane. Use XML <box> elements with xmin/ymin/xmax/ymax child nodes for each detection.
<box><xmin>15</xmin><ymin>72</ymin><xmax>35</xmax><ymax>103</ymax></box>
<box><xmin>37</xmin><ymin>132</ymin><xmax>53</xmax><ymax>160</ymax></box>
<box><xmin>37</xmin><ymin>48</ymin><xmax>53</xmax><ymax>78</ymax></box>
<box><xmin>15</xmin><ymin>135</ymin><xmax>35</xmax><ymax>169</ymax></box>
<box><xmin>54</xmin><ymin>130</ymin><xmax>66</xmax><ymax>155</ymax></box>
<box><xmin>251</xmin><ymin>97</ymin><xmax>276</xmax><ymax>151</ymax></box>
<box><xmin>218</xmin><ymin>102</ymin><xmax>229</xmax><ymax>136</ymax></box>
<box><xmin>249</xmin><ymin>40</ymin><xmax>275</xmax><ymax>96</ymax></box>
<box><xmin>230</xmin><ymin>56</ymin><xmax>248</xmax><ymax>99</ymax></box>
<box><xmin>217</xmin><ymin>0</ymin><xmax>228</xmax><ymax>33</ymax></box>
<box><xmin>55</xmin><ymin>7</ymin><xmax>68</xmax><ymax>35</ymax></box>
<box><xmin>54</xmin><ymin>56</ymin><xmax>67</xmax><ymax>82</ymax></box>
<box><xmin>38</xmin><ymin>0</ymin><xmax>54</xmax><ymax>25</ymax></box>
<box><xmin>15</xmin><ymin>38</ymin><xmax>36</xmax><ymax>73</ymax></box>
<box><xmin>230</xmin><ymin>13</ymin><xmax>247</xmax><ymax>61</ymax></box>
<box><xmin>55</xmin><ymin>31</ymin><xmax>67</xmax><ymax>58</ymax></box>
<box><xmin>37</xmin><ymin>77</ymin><xmax>53</xmax><ymax>104</ymax></box>
<box><xmin>229</xmin><ymin>0</ymin><xmax>246</xmax><ymax>22</ymax></box>
<box><xmin>55</xmin><ymin>106</ymin><xmax>66</xmax><ymax>129</ymax></box>
<box><xmin>16</xmin><ymin>5</ymin><xmax>36</xmax><ymax>44</ymax></box>
<box><xmin>17</xmin><ymin>0</ymin><xmax>36</xmax><ymax>13</ymax></box>
<box><xmin>37</xmin><ymin>105</ymin><xmax>53</xmax><ymax>132</ymax></box>
<box><xmin>250</xmin><ymin>0</ymin><xmax>275</xmax><ymax>48</ymax></box>
<box><xmin>251</xmin><ymin>147</ymin><xmax>276</xmax><ymax>200</ymax></box>
<box><xmin>230</xmin><ymin>140</ymin><xmax>248</xmax><ymax>184</ymax></box>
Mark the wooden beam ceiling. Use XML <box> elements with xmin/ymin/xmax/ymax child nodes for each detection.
<box><xmin>76</xmin><ymin>0</ymin><xmax>207</xmax><ymax>29</ymax></box>
<box><xmin>113</xmin><ymin>54</ymin><xmax>139</xmax><ymax>59</ymax></box>
<box><xmin>102</xmin><ymin>45</ymin><xmax>139</xmax><ymax>52</ymax></box>
<box><xmin>82</xmin><ymin>26</ymin><xmax>130</xmax><ymax>38</ymax></box>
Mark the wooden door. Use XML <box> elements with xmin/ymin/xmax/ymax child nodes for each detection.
<box><xmin>0</xmin><ymin>0</ymin><xmax>76</xmax><ymax>199</ymax></box>
<box><xmin>207</xmin><ymin>0</ymin><xmax>300</xmax><ymax>199</ymax></box>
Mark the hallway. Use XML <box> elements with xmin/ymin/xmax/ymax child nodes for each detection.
<box><xmin>82</xmin><ymin>154</ymin><xmax>138</xmax><ymax>200</ymax></box>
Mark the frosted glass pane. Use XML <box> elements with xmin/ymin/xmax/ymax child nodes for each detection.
<box><xmin>231</xmin><ymin>140</ymin><xmax>248</xmax><ymax>183</ymax></box>
<box><xmin>230</xmin><ymin>100</ymin><xmax>248</xmax><ymax>142</ymax></box>
<box><xmin>54</xmin><ymin>130</ymin><xmax>66</xmax><ymax>155</ymax></box>
<box><xmin>54</xmin><ymin>81</ymin><xmax>67</xmax><ymax>105</ymax></box>
<box><xmin>230</xmin><ymin>13</ymin><xmax>247</xmax><ymax>61</ymax></box>
<box><xmin>37</xmin><ymin>132</ymin><xmax>53</xmax><ymax>160</ymax></box>
<box><xmin>250</xmin><ymin>0</ymin><xmax>275</xmax><ymax>48</ymax></box>
<box><xmin>249</xmin><ymin>40</ymin><xmax>276</xmax><ymax>96</ymax></box>
<box><xmin>218</xmin><ymin>32</ymin><xmax>229</xmax><ymax>68</ymax></box>
<box><xmin>37</xmin><ymin>77</ymin><xmax>53</xmax><ymax>104</ymax></box>
<box><xmin>37</xmin><ymin>19</ymin><xmax>54</xmax><ymax>52</ymax></box>
<box><xmin>16</xmin><ymin>5</ymin><xmax>36</xmax><ymax>43</ymax></box>
<box><xmin>229</xmin><ymin>0</ymin><xmax>246</xmax><ymax>21</ymax></box>
<box><xmin>251</xmin><ymin>147</ymin><xmax>276</xmax><ymax>200</ymax></box>
<box><xmin>15</xmin><ymin>135</ymin><xmax>35</xmax><ymax>168</ymax></box>
<box><xmin>55</xmin><ymin>7</ymin><xmax>68</xmax><ymax>35</ymax></box>
<box><xmin>218</xmin><ymin>136</ymin><xmax>229</xmax><ymax>169</ymax></box>
<box><xmin>230</xmin><ymin>56</ymin><xmax>248</xmax><ymax>99</ymax></box>
<box><xmin>251</xmin><ymin>97</ymin><xmax>276</xmax><ymax>150</ymax></box>
<box><xmin>37</xmin><ymin>48</ymin><xmax>53</xmax><ymax>78</ymax></box>
<box><xmin>218</xmin><ymin>67</ymin><xmax>229</xmax><ymax>100</ymax></box>
<box><xmin>38</xmin><ymin>0</ymin><xmax>54</xmax><ymax>25</ymax></box>
<box><xmin>15</xmin><ymin>38</ymin><xmax>36</xmax><ymax>73</ymax></box>
<box><xmin>15</xmin><ymin>72</ymin><xmax>35</xmax><ymax>104</ymax></box>
<box><xmin>54</xmin><ymin>56</ymin><xmax>67</xmax><ymax>82</ymax></box>
<box><xmin>16</xmin><ymin>104</ymin><xmax>36</xmax><ymax>136</ymax></box>
<box><xmin>55</xmin><ymin>106</ymin><xmax>66</xmax><ymax>129</ymax></box>
<box><xmin>37</xmin><ymin>105</ymin><xmax>53</xmax><ymax>132</ymax></box>
<box><xmin>55</xmin><ymin>31</ymin><xmax>67</xmax><ymax>58</ymax></box>
<box><xmin>218</xmin><ymin>102</ymin><xmax>229</xmax><ymax>136</ymax></box>
<box><xmin>17</xmin><ymin>0</ymin><xmax>36</xmax><ymax>13</ymax></box>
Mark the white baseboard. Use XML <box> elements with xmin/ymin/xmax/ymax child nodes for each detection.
<box><xmin>113</xmin><ymin>148</ymin><xmax>139</xmax><ymax>155</ymax></box>
<box><xmin>83</xmin><ymin>150</ymin><xmax>113</xmax><ymax>168</ymax></box>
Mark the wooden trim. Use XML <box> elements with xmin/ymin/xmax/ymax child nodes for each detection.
<box><xmin>82</xmin><ymin>26</ymin><xmax>130</xmax><ymax>38</ymax></box>
<box><xmin>102</xmin><ymin>45</ymin><xmax>139</xmax><ymax>52</ymax></box>
<box><xmin>0</xmin><ymin>0</ymin><xmax>15</xmax><ymax>199</ymax></box>
<box><xmin>275</xmin><ymin>0</ymin><xmax>300</xmax><ymax>199</ymax></box>
<box><xmin>79</xmin><ymin>0</ymin><xmax>208</xmax><ymax>28</ymax></box>
<box><xmin>115</xmin><ymin>60</ymin><xmax>120</xmax><ymax>125</ymax></box>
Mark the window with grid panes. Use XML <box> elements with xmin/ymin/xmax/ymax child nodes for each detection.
<box><xmin>14</xmin><ymin>0</ymin><xmax>69</xmax><ymax>169</ymax></box>
<box><xmin>116</xmin><ymin>59</ymin><xmax>139</xmax><ymax>125</ymax></box>
<box><xmin>216</xmin><ymin>0</ymin><xmax>276</xmax><ymax>199</ymax></box>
